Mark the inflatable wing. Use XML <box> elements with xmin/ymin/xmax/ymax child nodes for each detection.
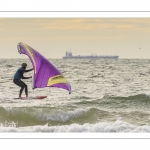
<box><xmin>17</xmin><ymin>42</ymin><xmax>71</xmax><ymax>94</ymax></box>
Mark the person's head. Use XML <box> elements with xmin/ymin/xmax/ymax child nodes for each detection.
<box><xmin>21</xmin><ymin>63</ymin><xmax>27</xmax><ymax>70</ymax></box>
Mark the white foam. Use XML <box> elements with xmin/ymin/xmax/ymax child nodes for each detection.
<box><xmin>36</xmin><ymin>108</ymin><xmax>90</xmax><ymax>122</ymax></box>
<box><xmin>0</xmin><ymin>96</ymin><xmax>10</xmax><ymax>100</ymax></box>
<box><xmin>1</xmin><ymin>119</ymin><xmax>150</xmax><ymax>132</ymax></box>
<box><xmin>144</xmin><ymin>93</ymin><xmax>150</xmax><ymax>98</ymax></box>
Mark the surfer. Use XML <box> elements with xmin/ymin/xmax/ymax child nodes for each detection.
<box><xmin>13</xmin><ymin>63</ymin><xmax>33</xmax><ymax>98</ymax></box>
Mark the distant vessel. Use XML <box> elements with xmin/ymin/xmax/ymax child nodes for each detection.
<box><xmin>62</xmin><ymin>51</ymin><xmax>119</xmax><ymax>59</ymax></box>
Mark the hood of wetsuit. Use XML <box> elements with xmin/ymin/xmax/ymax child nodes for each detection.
<box><xmin>21</xmin><ymin>63</ymin><xmax>27</xmax><ymax>68</ymax></box>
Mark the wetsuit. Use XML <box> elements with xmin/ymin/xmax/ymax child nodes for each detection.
<box><xmin>13</xmin><ymin>67</ymin><xmax>32</xmax><ymax>97</ymax></box>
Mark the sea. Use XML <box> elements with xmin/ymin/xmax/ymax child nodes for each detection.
<box><xmin>1</xmin><ymin>58</ymin><xmax>150</xmax><ymax>134</ymax></box>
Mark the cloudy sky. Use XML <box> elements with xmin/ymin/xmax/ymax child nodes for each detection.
<box><xmin>0</xmin><ymin>18</ymin><xmax>150</xmax><ymax>59</ymax></box>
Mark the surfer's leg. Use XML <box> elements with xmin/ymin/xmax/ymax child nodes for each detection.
<box><xmin>20</xmin><ymin>81</ymin><xmax>28</xmax><ymax>97</ymax></box>
<box><xmin>13</xmin><ymin>79</ymin><xmax>24</xmax><ymax>97</ymax></box>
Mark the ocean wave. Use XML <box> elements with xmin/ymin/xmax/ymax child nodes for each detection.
<box><xmin>36</xmin><ymin>108</ymin><xmax>91</xmax><ymax>122</ymax></box>
<box><xmin>104</xmin><ymin>93</ymin><xmax>150</xmax><ymax>102</ymax></box>
<box><xmin>74</xmin><ymin>96</ymin><xmax>92</xmax><ymax>100</ymax></box>
<box><xmin>89</xmin><ymin>74</ymin><xmax>101</xmax><ymax>78</ymax></box>
<box><xmin>74</xmin><ymin>94</ymin><xmax>150</xmax><ymax>103</ymax></box>
<box><xmin>74</xmin><ymin>93</ymin><xmax>150</xmax><ymax>105</ymax></box>
<box><xmin>72</xmin><ymin>94</ymin><xmax>150</xmax><ymax>113</ymax></box>
<box><xmin>0</xmin><ymin>107</ymin><xmax>92</xmax><ymax>125</ymax></box>
<box><xmin>1</xmin><ymin>119</ymin><xmax>150</xmax><ymax>132</ymax></box>
<box><xmin>6</xmin><ymin>65</ymin><xmax>13</xmax><ymax>68</ymax></box>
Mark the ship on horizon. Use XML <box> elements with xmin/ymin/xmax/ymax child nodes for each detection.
<box><xmin>62</xmin><ymin>51</ymin><xmax>119</xmax><ymax>59</ymax></box>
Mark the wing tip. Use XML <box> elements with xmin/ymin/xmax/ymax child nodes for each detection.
<box><xmin>17</xmin><ymin>42</ymin><xmax>23</xmax><ymax>54</ymax></box>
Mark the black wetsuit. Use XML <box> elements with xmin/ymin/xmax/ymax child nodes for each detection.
<box><xmin>13</xmin><ymin>68</ymin><xmax>32</xmax><ymax>97</ymax></box>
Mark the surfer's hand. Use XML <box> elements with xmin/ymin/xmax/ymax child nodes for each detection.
<box><xmin>30</xmin><ymin>76</ymin><xmax>32</xmax><ymax>78</ymax></box>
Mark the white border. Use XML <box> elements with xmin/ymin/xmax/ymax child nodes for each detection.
<box><xmin>0</xmin><ymin>12</ymin><xmax>150</xmax><ymax>18</ymax></box>
<box><xmin>0</xmin><ymin>0</ymin><xmax>149</xmax><ymax>11</ymax></box>
<box><xmin>0</xmin><ymin>133</ymin><xmax>150</xmax><ymax>139</ymax></box>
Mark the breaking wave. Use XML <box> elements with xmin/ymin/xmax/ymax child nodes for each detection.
<box><xmin>1</xmin><ymin>119</ymin><xmax>150</xmax><ymax>132</ymax></box>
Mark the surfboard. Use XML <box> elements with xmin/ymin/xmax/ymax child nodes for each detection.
<box><xmin>14</xmin><ymin>96</ymin><xmax>47</xmax><ymax>100</ymax></box>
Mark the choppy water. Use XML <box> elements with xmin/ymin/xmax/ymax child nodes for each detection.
<box><xmin>1</xmin><ymin>58</ymin><xmax>150</xmax><ymax>132</ymax></box>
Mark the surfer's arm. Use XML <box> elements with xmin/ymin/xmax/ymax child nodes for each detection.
<box><xmin>24</xmin><ymin>68</ymin><xmax>34</xmax><ymax>72</ymax></box>
<box><xmin>18</xmin><ymin>70</ymin><xmax>31</xmax><ymax>79</ymax></box>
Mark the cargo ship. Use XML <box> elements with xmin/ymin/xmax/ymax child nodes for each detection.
<box><xmin>62</xmin><ymin>51</ymin><xmax>119</xmax><ymax>59</ymax></box>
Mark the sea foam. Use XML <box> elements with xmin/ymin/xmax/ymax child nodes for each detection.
<box><xmin>36</xmin><ymin>108</ymin><xmax>90</xmax><ymax>122</ymax></box>
<box><xmin>1</xmin><ymin>119</ymin><xmax>150</xmax><ymax>133</ymax></box>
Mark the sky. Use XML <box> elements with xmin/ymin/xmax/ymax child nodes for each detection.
<box><xmin>0</xmin><ymin>18</ymin><xmax>150</xmax><ymax>59</ymax></box>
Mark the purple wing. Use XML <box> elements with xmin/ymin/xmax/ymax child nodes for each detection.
<box><xmin>17</xmin><ymin>42</ymin><xmax>71</xmax><ymax>94</ymax></box>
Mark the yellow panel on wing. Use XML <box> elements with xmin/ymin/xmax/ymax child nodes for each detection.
<box><xmin>47</xmin><ymin>74</ymin><xmax>67</xmax><ymax>86</ymax></box>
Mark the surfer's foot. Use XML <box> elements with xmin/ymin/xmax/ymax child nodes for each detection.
<box><xmin>26</xmin><ymin>95</ymin><xmax>28</xmax><ymax>97</ymax></box>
